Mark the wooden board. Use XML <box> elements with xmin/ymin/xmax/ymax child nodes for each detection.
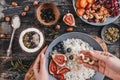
<box><xmin>24</xmin><ymin>35</ymin><xmax>108</xmax><ymax>80</ymax></box>
<box><xmin>92</xmin><ymin>35</ymin><xmax>108</xmax><ymax>52</ymax></box>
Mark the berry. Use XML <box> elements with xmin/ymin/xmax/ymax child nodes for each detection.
<box><xmin>67</xmin><ymin>48</ymin><xmax>72</xmax><ymax>53</ymax></box>
<box><xmin>69</xmin><ymin>55</ymin><xmax>74</xmax><ymax>60</ymax></box>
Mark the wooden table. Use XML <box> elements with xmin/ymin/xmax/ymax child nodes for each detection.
<box><xmin>0</xmin><ymin>0</ymin><xmax>120</xmax><ymax>80</ymax></box>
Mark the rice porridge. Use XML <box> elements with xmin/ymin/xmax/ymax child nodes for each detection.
<box><xmin>50</xmin><ymin>38</ymin><xmax>95</xmax><ymax>80</ymax></box>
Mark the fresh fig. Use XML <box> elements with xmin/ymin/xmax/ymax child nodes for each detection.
<box><xmin>52</xmin><ymin>54</ymin><xmax>67</xmax><ymax>67</ymax></box>
<box><xmin>63</xmin><ymin>13</ymin><xmax>76</xmax><ymax>27</ymax></box>
<box><xmin>49</xmin><ymin>60</ymin><xmax>58</xmax><ymax>74</ymax></box>
<box><xmin>57</xmin><ymin>67</ymin><xmax>70</xmax><ymax>74</ymax></box>
<box><xmin>54</xmin><ymin>74</ymin><xmax>65</xmax><ymax>80</ymax></box>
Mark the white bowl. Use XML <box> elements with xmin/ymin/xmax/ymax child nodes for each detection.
<box><xmin>19</xmin><ymin>28</ymin><xmax>45</xmax><ymax>53</ymax></box>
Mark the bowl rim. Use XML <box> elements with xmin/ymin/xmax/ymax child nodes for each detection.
<box><xmin>101</xmin><ymin>23</ymin><xmax>120</xmax><ymax>44</ymax></box>
<box><xmin>19</xmin><ymin>27</ymin><xmax>45</xmax><ymax>53</ymax></box>
<box><xmin>36</xmin><ymin>2</ymin><xmax>60</xmax><ymax>26</ymax></box>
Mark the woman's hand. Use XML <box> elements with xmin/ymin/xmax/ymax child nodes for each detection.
<box><xmin>33</xmin><ymin>46</ymin><xmax>49</xmax><ymax>80</ymax></box>
<box><xmin>79</xmin><ymin>50</ymin><xmax>120</xmax><ymax>80</ymax></box>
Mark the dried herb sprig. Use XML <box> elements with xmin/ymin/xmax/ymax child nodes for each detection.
<box><xmin>9</xmin><ymin>59</ymin><xmax>29</xmax><ymax>72</ymax></box>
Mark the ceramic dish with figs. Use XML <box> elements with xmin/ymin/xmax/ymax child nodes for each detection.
<box><xmin>45</xmin><ymin>32</ymin><xmax>104</xmax><ymax>80</ymax></box>
<box><xmin>73</xmin><ymin>0</ymin><xmax>120</xmax><ymax>26</ymax></box>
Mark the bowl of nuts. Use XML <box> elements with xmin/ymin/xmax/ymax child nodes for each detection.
<box><xmin>101</xmin><ymin>23</ymin><xmax>120</xmax><ymax>44</ymax></box>
<box><xmin>36</xmin><ymin>2</ymin><xmax>60</xmax><ymax>26</ymax></box>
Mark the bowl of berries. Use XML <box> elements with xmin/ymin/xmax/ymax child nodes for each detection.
<box><xmin>36</xmin><ymin>2</ymin><xmax>60</xmax><ymax>26</ymax></box>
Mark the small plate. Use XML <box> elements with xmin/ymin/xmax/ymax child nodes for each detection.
<box><xmin>101</xmin><ymin>23</ymin><xmax>120</xmax><ymax>44</ymax></box>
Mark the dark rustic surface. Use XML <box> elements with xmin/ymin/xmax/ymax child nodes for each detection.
<box><xmin>0</xmin><ymin>0</ymin><xmax>120</xmax><ymax>80</ymax></box>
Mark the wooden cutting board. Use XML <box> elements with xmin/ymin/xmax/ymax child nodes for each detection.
<box><xmin>24</xmin><ymin>35</ymin><xmax>107</xmax><ymax>80</ymax></box>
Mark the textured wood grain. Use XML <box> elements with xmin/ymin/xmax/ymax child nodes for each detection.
<box><xmin>92</xmin><ymin>35</ymin><xmax>108</xmax><ymax>52</ymax></box>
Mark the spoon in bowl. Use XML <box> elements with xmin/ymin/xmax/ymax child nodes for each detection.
<box><xmin>7</xmin><ymin>15</ymin><xmax>21</xmax><ymax>56</ymax></box>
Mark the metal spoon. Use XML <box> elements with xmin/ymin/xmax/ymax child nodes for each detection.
<box><xmin>7</xmin><ymin>15</ymin><xmax>21</xmax><ymax>56</ymax></box>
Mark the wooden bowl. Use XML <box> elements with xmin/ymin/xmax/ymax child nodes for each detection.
<box><xmin>36</xmin><ymin>2</ymin><xmax>60</xmax><ymax>26</ymax></box>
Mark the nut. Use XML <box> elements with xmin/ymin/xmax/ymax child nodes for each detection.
<box><xmin>88</xmin><ymin>60</ymin><xmax>95</xmax><ymax>65</ymax></box>
<box><xmin>79</xmin><ymin>53</ymin><xmax>85</xmax><ymax>60</ymax></box>
<box><xmin>55</xmin><ymin>25</ymin><xmax>61</xmax><ymax>30</ymax></box>
<box><xmin>0</xmin><ymin>34</ymin><xmax>6</xmax><ymax>39</ymax></box>
<box><xmin>24</xmin><ymin>5</ymin><xmax>29</xmax><ymax>11</ymax></box>
<box><xmin>83</xmin><ymin>15</ymin><xmax>88</xmax><ymax>20</ymax></box>
<box><xmin>12</xmin><ymin>2</ymin><xmax>18</xmax><ymax>7</ymax></box>
<box><xmin>83</xmin><ymin>57</ymin><xmax>90</xmax><ymax>63</ymax></box>
<box><xmin>5</xmin><ymin>16</ymin><xmax>10</xmax><ymax>22</ymax></box>
<box><xmin>21</xmin><ymin>12</ymin><xmax>26</xmax><ymax>16</ymax></box>
<box><xmin>33</xmin><ymin>1</ymin><xmax>38</xmax><ymax>6</ymax></box>
<box><xmin>66</xmin><ymin>27</ymin><xmax>73</xmax><ymax>32</ymax></box>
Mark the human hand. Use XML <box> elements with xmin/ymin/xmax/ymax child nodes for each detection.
<box><xmin>33</xmin><ymin>46</ymin><xmax>49</xmax><ymax>80</ymax></box>
<box><xmin>79</xmin><ymin>50</ymin><xmax>120</xmax><ymax>80</ymax></box>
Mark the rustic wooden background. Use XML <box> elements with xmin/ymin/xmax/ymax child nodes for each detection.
<box><xmin>0</xmin><ymin>0</ymin><xmax>120</xmax><ymax>80</ymax></box>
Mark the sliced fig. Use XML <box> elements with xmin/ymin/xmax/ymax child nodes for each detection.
<box><xmin>49</xmin><ymin>60</ymin><xmax>58</xmax><ymax>74</ymax></box>
<box><xmin>52</xmin><ymin>54</ymin><xmax>67</xmax><ymax>67</ymax></box>
<box><xmin>63</xmin><ymin>13</ymin><xmax>76</xmax><ymax>27</ymax></box>
<box><xmin>57</xmin><ymin>67</ymin><xmax>70</xmax><ymax>74</ymax></box>
<box><xmin>54</xmin><ymin>74</ymin><xmax>65</xmax><ymax>80</ymax></box>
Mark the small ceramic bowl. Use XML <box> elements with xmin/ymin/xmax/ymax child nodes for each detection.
<box><xmin>36</xmin><ymin>2</ymin><xmax>60</xmax><ymax>26</ymax></box>
<box><xmin>19</xmin><ymin>28</ymin><xmax>45</xmax><ymax>53</ymax></box>
<box><xmin>101</xmin><ymin>23</ymin><xmax>120</xmax><ymax>44</ymax></box>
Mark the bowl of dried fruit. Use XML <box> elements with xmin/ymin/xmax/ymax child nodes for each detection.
<box><xmin>101</xmin><ymin>23</ymin><xmax>120</xmax><ymax>44</ymax></box>
<box><xmin>36</xmin><ymin>2</ymin><xmax>60</xmax><ymax>26</ymax></box>
<box><xmin>19</xmin><ymin>27</ymin><xmax>45</xmax><ymax>53</ymax></box>
<box><xmin>73</xmin><ymin>0</ymin><xmax>120</xmax><ymax>26</ymax></box>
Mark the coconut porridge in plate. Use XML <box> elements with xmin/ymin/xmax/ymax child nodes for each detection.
<box><xmin>49</xmin><ymin>38</ymin><xmax>95</xmax><ymax>80</ymax></box>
